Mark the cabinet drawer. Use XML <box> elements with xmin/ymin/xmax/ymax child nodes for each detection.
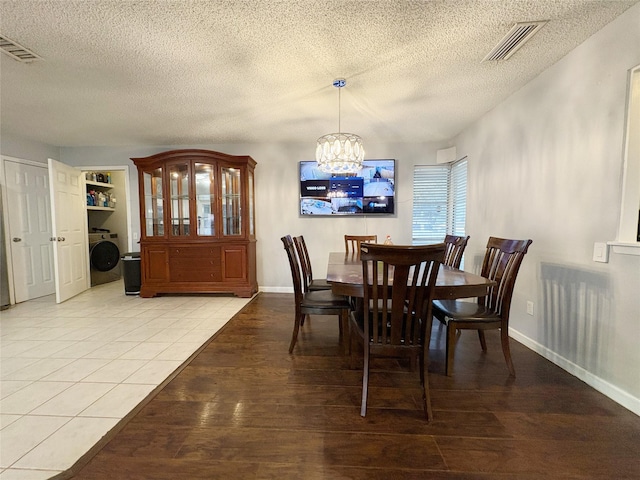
<box><xmin>169</xmin><ymin>247</ymin><xmax>222</xmax><ymax>282</ymax></box>
<box><xmin>170</xmin><ymin>267</ymin><xmax>222</xmax><ymax>282</ymax></box>
<box><xmin>170</xmin><ymin>247</ymin><xmax>220</xmax><ymax>257</ymax></box>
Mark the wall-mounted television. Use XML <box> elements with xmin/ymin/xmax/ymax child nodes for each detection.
<box><xmin>299</xmin><ymin>159</ymin><xmax>395</xmax><ymax>216</ymax></box>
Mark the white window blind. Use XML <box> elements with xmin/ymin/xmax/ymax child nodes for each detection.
<box><xmin>412</xmin><ymin>165</ymin><xmax>449</xmax><ymax>244</ymax></box>
<box><xmin>412</xmin><ymin>158</ymin><xmax>467</xmax><ymax>245</ymax></box>
<box><xmin>450</xmin><ymin>158</ymin><xmax>467</xmax><ymax>236</ymax></box>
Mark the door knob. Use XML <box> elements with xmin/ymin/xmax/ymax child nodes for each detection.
<box><xmin>56</xmin><ymin>237</ymin><xmax>66</xmax><ymax>242</ymax></box>
<box><xmin>12</xmin><ymin>237</ymin><xmax>21</xmax><ymax>242</ymax></box>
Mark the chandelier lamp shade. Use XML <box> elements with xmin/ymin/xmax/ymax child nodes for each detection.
<box><xmin>316</xmin><ymin>78</ymin><xmax>364</xmax><ymax>174</ymax></box>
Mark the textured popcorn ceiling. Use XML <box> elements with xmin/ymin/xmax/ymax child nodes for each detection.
<box><xmin>0</xmin><ymin>0</ymin><xmax>637</xmax><ymax>147</ymax></box>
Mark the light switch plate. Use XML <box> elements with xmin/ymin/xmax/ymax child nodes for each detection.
<box><xmin>593</xmin><ymin>242</ymin><xmax>609</xmax><ymax>263</ymax></box>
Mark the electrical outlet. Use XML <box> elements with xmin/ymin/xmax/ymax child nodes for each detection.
<box><xmin>526</xmin><ymin>301</ymin><xmax>534</xmax><ymax>316</ymax></box>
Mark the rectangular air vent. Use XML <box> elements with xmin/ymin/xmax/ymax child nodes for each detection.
<box><xmin>0</xmin><ymin>34</ymin><xmax>42</xmax><ymax>63</ymax></box>
<box><xmin>482</xmin><ymin>21</ymin><xmax>547</xmax><ymax>62</ymax></box>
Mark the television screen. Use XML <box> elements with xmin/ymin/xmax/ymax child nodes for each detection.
<box><xmin>300</xmin><ymin>159</ymin><xmax>395</xmax><ymax>216</ymax></box>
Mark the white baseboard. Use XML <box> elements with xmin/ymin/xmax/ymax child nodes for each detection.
<box><xmin>510</xmin><ymin>328</ymin><xmax>640</xmax><ymax>417</ymax></box>
<box><xmin>258</xmin><ymin>286</ymin><xmax>293</xmax><ymax>293</ymax></box>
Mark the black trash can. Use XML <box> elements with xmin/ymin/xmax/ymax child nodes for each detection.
<box><xmin>121</xmin><ymin>252</ymin><xmax>141</xmax><ymax>295</ymax></box>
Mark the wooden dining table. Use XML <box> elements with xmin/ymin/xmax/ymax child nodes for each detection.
<box><xmin>326</xmin><ymin>251</ymin><xmax>495</xmax><ymax>300</ymax></box>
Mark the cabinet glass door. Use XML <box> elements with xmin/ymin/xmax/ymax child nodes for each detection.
<box><xmin>195</xmin><ymin>163</ymin><xmax>215</xmax><ymax>236</ymax></box>
<box><xmin>143</xmin><ymin>167</ymin><xmax>164</xmax><ymax>237</ymax></box>
<box><xmin>169</xmin><ymin>163</ymin><xmax>190</xmax><ymax>236</ymax></box>
<box><xmin>248</xmin><ymin>170</ymin><xmax>255</xmax><ymax>236</ymax></box>
<box><xmin>221</xmin><ymin>167</ymin><xmax>242</xmax><ymax>236</ymax></box>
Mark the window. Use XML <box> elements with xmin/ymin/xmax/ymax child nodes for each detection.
<box><xmin>614</xmin><ymin>64</ymin><xmax>640</xmax><ymax>253</ymax></box>
<box><xmin>412</xmin><ymin>158</ymin><xmax>467</xmax><ymax>245</ymax></box>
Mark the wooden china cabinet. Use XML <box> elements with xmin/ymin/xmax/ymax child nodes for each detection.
<box><xmin>132</xmin><ymin>149</ymin><xmax>257</xmax><ymax>298</ymax></box>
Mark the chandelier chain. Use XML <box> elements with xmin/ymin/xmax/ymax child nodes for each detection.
<box><xmin>337</xmin><ymin>84</ymin><xmax>341</xmax><ymax>133</ymax></box>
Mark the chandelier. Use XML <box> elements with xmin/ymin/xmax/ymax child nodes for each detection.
<box><xmin>316</xmin><ymin>78</ymin><xmax>364</xmax><ymax>174</ymax></box>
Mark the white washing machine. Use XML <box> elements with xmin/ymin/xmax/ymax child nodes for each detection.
<box><xmin>88</xmin><ymin>232</ymin><xmax>121</xmax><ymax>286</ymax></box>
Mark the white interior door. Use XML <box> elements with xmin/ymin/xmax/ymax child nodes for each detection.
<box><xmin>48</xmin><ymin>158</ymin><xmax>89</xmax><ymax>303</ymax></box>
<box><xmin>3</xmin><ymin>159</ymin><xmax>55</xmax><ymax>303</ymax></box>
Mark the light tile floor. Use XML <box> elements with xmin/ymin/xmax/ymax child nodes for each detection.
<box><xmin>0</xmin><ymin>280</ymin><xmax>253</xmax><ymax>479</ymax></box>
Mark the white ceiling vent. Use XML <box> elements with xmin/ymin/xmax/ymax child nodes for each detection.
<box><xmin>0</xmin><ymin>34</ymin><xmax>42</xmax><ymax>63</ymax></box>
<box><xmin>482</xmin><ymin>21</ymin><xmax>547</xmax><ymax>62</ymax></box>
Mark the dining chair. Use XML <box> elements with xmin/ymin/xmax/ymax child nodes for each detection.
<box><xmin>293</xmin><ymin>235</ymin><xmax>331</xmax><ymax>292</ymax></box>
<box><xmin>443</xmin><ymin>234</ymin><xmax>470</xmax><ymax>268</ymax></box>
<box><xmin>294</xmin><ymin>235</ymin><xmax>332</xmax><ymax>326</ymax></box>
<box><xmin>281</xmin><ymin>235</ymin><xmax>351</xmax><ymax>354</ymax></box>
<box><xmin>432</xmin><ymin>236</ymin><xmax>533</xmax><ymax>377</ymax></box>
<box><xmin>344</xmin><ymin>234</ymin><xmax>377</xmax><ymax>254</ymax></box>
<box><xmin>349</xmin><ymin>242</ymin><xmax>446</xmax><ymax>420</ymax></box>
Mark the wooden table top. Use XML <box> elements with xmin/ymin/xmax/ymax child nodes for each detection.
<box><xmin>326</xmin><ymin>251</ymin><xmax>495</xmax><ymax>300</ymax></box>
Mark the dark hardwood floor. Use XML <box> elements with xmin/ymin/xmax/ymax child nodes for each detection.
<box><xmin>69</xmin><ymin>293</ymin><xmax>640</xmax><ymax>479</ymax></box>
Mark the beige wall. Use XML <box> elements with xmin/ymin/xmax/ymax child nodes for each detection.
<box><xmin>0</xmin><ymin>133</ymin><xmax>60</xmax><ymax>163</ymax></box>
<box><xmin>455</xmin><ymin>3</ymin><xmax>640</xmax><ymax>413</ymax></box>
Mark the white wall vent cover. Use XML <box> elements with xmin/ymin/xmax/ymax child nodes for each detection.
<box><xmin>482</xmin><ymin>21</ymin><xmax>547</xmax><ymax>62</ymax></box>
<box><xmin>0</xmin><ymin>34</ymin><xmax>42</xmax><ymax>63</ymax></box>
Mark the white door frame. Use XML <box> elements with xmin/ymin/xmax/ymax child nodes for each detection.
<box><xmin>79</xmin><ymin>164</ymin><xmax>133</xmax><ymax>254</ymax></box>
